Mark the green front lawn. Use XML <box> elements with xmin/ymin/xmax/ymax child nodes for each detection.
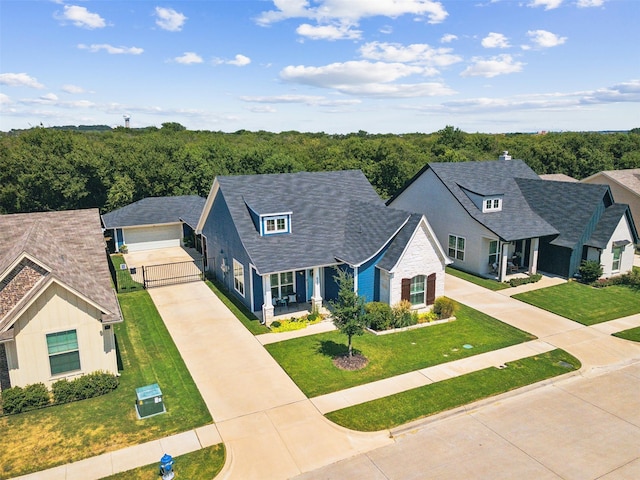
<box><xmin>446</xmin><ymin>266</ymin><xmax>510</xmax><ymax>291</ymax></box>
<box><xmin>326</xmin><ymin>349</ymin><xmax>580</xmax><ymax>431</ymax></box>
<box><xmin>265</xmin><ymin>302</ymin><xmax>535</xmax><ymax>397</ymax></box>
<box><xmin>0</xmin><ymin>291</ymin><xmax>212</xmax><ymax>479</ymax></box>
<box><xmin>104</xmin><ymin>444</ymin><xmax>225</xmax><ymax>480</ymax></box>
<box><xmin>513</xmin><ymin>281</ymin><xmax>640</xmax><ymax>325</ymax></box>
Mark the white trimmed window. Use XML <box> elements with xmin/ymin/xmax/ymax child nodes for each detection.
<box><xmin>488</xmin><ymin>240</ymin><xmax>499</xmax><ymax>267</ymax></box>
<box><xmin>483</xmin><ymin>198</ymin><xmax>502</xmax><ymax>212</ymax></box>
<box><xmin>233</xmin><ymin>259</ymin><xmax>244</xmax><ymax>295</ymax></box>
<box><xmin>612</xmin><ymin>246</ymin><xmax>622</xmax><ymax>272</ymax></box>
<box><xmin>265</xmin><ymin>216</ymin><xmax>288</xmax><ymax>234</ymax></box>
<box><xmin>448</xmin><ymin>235</ymin><xmax>465</xmax><ymax>261</ymax></box>
<box><xmin>409</xmin><ymin>275</ymin><xmax>426</xmax><ymax>306</ymax></box>
<box><xmin>47</xmin><ymin>330</ymin><xmax>80</xmax><ymax>375</ymax></box>
<box><xmin>270</xmin><ymin>271</ymin><xmax>294</xmax><ymax>300</ymax></box>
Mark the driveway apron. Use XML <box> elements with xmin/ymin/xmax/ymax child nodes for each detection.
<box><xmin>147</xmin><ymin>282</ymin><xmax>391</xmax><ymax>480</ymax></box>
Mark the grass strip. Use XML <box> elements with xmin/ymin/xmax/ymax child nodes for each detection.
<box><xmin>513</xmin><ymin>281</ymin><xmax>640</xmax><ymax>325</ymax></box>
<box><xmin>104</xmin><ymin>444</ymin><xmax>225</xmax><ymax>480</ymax></box>
<box><xmin>266</xmin><ymin>302</ymin><xmax>535</xmax><ymax>397</ymax></box>
<box><xmin>206</xmin><ymin>279</ymin><xmax>270</xmax><ymax>334</ymax></box>
<box><xmin>326</xmin><ymin>349</ymin><xmax>580</xmax><ymax>431</ymax></box>
<box><xmin>614</xmin><ymin>326</ymin><xmax>640</xmax><ymax>342</ymax></box>
<box><xmin>446</xmin><ymin>266</ymin><xmax>510</xmax><ymax>291</ymax></box>
<box><xmin>0</xmin><ymin>291</ymin><xmax>212</xmax><ymax>479</ymax></box>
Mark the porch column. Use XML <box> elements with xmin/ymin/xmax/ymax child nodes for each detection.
<box><xmin>529</xmin><ymin>237</ymin><xmax>539</xmax><ymax>274</ymax></box>
<box><xmin>499</xmin><ymin>243</ymin><xmax>509</xmax><ymax>282</ymax></box>
<box><xmin>310</xmin><ymin>267</ymin><xmax>323</xmax><ymax>312</ymax></box>
<box><xmin>262</xmin><ymin>274</ymin><xmax>274</xmax><ymax>325</ymax></box>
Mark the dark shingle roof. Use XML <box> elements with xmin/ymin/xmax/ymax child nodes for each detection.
<box><xmin>216</xmin><ymin>170</ymin><xmax>413</xmax><ymax>274</ymax></box>
<box><xmin>585</xmin><ymin>203</ymin><xmax>635</xmax><ymax>249</ymax></box>
<box><xmin>102</xmin><ymin>195</ymin><xmax>206</xmax><ymax>229</ymax></box>
<box><xmin>517</xmin><ymin>179</ymin><xmax>611</xmax><ymax>248</ymax></box>
<box><xmin>376</xmin><ymin>213</ymin><xmax>424</xmax><ymax>271</ymax></box>
<box><xmin>0</xmin><ymin>209</ymin><xmax>122</xmax><ymax>331</ymax></box>
<box><xmin>428</xmin><ymin>160</ymin><xmax>558</xmax><ymax>241</ymax></box>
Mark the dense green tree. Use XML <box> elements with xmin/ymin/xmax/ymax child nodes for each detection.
<box><xmin>330</xmin><ymin>269</ymin><xmax>367</xmax><ymax>358</ymax></box>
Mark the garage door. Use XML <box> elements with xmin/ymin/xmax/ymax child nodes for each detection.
<box><xmin>124</xmin><ymin>224</ymin><xmax>182</xmax><ymax>252</ymax></box>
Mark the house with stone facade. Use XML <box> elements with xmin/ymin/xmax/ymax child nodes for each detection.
<box><xmin>196</xmin><ymin>170</ymin><xmax>450</xmax><ymax>324</ymax></box>
<box><xmin>0</xmin><ymin>209</ymin><xmax>122</xmax><ymax>391</ymax></box>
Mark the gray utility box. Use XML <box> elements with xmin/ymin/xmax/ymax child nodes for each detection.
<box><xmin>135</xmin><ymin>383</ymin><xmax>165</xmax><ymax>419</ymax></box>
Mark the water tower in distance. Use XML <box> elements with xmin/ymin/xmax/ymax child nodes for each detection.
<box><xmin>123</xmin><ymin>114</ymin><xmax>131</xmax><ymax>128</ymax></box>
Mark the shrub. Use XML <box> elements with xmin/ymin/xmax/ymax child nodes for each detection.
<box><xmin>508</xmin><ymin>273</ymin><xmax>542</xmax><ymax>287</ymax></box>
<box><xmin>392</xmin><ymin>300</ymin><xmax>418</xmax><ymax>328</ymax></box>
<box><xmin>365</xmin><ymin>302</ymin><xmax>393</xmax><ymax>331</ymax></box>
<box><xmin>417</xmin><ymin>311</ymin><xmax>438</xmax><ymax>323</ymax></box>
<box><xmin>433</xmin><ymin>297</ymin><xmax>457</xmax><ymax>319</ymax></box>
<box><xmin>578</xmin><ymin>260</ymin><xmax>603</xmax><ymax>284</ymax></box>
<box><xmin>270</xmin><ymin>321</ymin><xmax>281</xmax><ymax>328</ymax></box>
<box><xmin>52</xmin><ymin>372</ymin><xmax>119</xmax><ymax>404</ymax></box>
<box><xmin>1</xmin><ymin>383</ymin><xmax>50</xmax><ymax>414</ymax></box>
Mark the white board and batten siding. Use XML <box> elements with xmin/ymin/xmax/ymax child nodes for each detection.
<box><xmin>123</xmin><ymin>223</ymin><xmax>182</xmax><ymax>252</ymax></box>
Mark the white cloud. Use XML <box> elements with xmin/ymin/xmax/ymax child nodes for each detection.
<box><xmin>0</xmin><ymin>93</ymin><xmax>11</xmax><ymax>105</ymax></box>
<box><xmin>174</xmin><ymin>52</ymin><xmax>203</xmax><ymax>64</ymax></box>
<box><xmin>482</xmin><ymin>32</ymin><xmax>510</xmax><ymax>49</ymax></box>
<box><xmin>228</xmin><ymin>54</ymin><xmax>252</xmax><ymax>66</ymax></box>
<box><xmin>257</xmin><ymin>0</ymin><xmax>448</xmax><ymax>25</ymax></box>
<box><xmin>280</xmin><ymin>60</ymin><xmax>455</xmax><ymax>97</ymax></box>
<box><xmin>461</xmin><ymin>54</ymin><xmax>524</xmax><ymax>78</ymax></box>
<box><xmin>154</xmin><ymin>7</ymin><xmax>187</xmax><ymax>32</ymax></box>
<box><xmin>577</xmin><ymin>0</ymin><xmax>604</xmax><ymax>7</ymax></box>
<box><xmin>248</xmin><ymin>105</ymin><xmax>278</xmax><ymax>113</ymax></box>
<box><xmin>440</xmin><ymin>34</ymin><xmax>457</xmax><ymax>43</ymax></box>
<box><xmin>359</xmin><ymin>41</ymin><xmax>462</xmax><ymax>69</ymax></box>
<box><xmin>39</xmin><ymin>93</ymin><xmax>59</xmax><ymax>103</ymax></box>
<box><xmin>240</xmin><ymin>94</ymin><xmax>361</xmax><ymax>106</ymax></box>
<box><xmin>296</xmin><ymin>22</ymin><xmax>362</xmax><ymax>40</ymax></box>
<box><xmin>61</xmin><ymin>84</ymin><xmax>86</xmax><ymax>94</ymax></box>
<box><xmin>57</xmin><ymin>5</ymin><xmax>106</xmax><ymax>29</ymax></box>
<box><xmin>526</xmin><ymin>30</ymin><xmax>567</xmax><ymax>48</ymax></box>
<box><xmin>78</xmin><ymin>44</ymin><xmax>144</xmax><ymax>55</ymax></box>
<box><xmin>380</xmin><ymin>25</ymin><xmax>393</xmax><ymax>34</ymax></box>
<box><xmin>0</xmin><ymin>73</ymin><xmax>44</xmax><ymax>89</ymax></box>
<box><xmin>528</xmin><ymin>0</ymin><xmax>563</xmax><ymax>9</ymax></box>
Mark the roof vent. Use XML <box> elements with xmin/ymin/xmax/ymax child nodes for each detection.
<box><xmin>499</xmin><ymin>151</ymin><xmax>511</xmax><ymax>161</ymax></box>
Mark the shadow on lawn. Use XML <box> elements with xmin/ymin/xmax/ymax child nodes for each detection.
<box><xmin>317</xmin><ymin>340</ymin><xmax>361</xmax><ymax>358</ymax></box>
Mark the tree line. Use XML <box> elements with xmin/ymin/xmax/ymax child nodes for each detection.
<box><xmin>1</xmin><ymin>124</ymin><xmax>639</xmax><ymax>215</ymax></box>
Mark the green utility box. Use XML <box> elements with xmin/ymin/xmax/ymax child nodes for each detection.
<box><xmin>135</xmin><ymin>383</ymin><xmax>165</xmax><ymax>419</ymax></box>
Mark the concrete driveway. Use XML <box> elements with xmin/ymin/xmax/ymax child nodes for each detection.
<box><xmin>147</xmin><ymin>281</ymin><xmax>392</xmax><ymax>479</ymax></box>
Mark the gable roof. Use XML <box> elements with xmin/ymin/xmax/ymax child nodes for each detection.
<box><xmin>585</xmin><ymin>203</ymin><xmax>638</xmax><ymax>249</ymax></box>
<box><xmin>412</xmin><ymin>160</ymin><xmax>559</xmax><ymax>242</ymax></box>
<box><xmin>516</xmin><ymin>178</ymin><xmax>613</xmax><ymax>248</ymax></box>
<box><xmin>208</xmin><ymin>170</ymin><xmax>417</xmax><ymax>274</ymax></box>
<box><xmin>102</xmin><ymin>195</ymin><xmax>206</xmax><ymax>229</ymax></box>
<box><xmin>0</xmin><ymin>209</ymin><xmax>122</xmax><ymax>334</ymax></box>
<box><xmin>582</xmin><ymin>169</ymin><xmax>640</xmax><ymax>198</ymax></box>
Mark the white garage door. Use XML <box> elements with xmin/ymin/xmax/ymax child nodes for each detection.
<box><xmin>124</xmin><ymin>224</ymin><xmax>182</xmax><ymax>252</ymax></box>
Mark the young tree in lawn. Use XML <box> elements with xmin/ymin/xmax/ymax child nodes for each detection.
<box><xmin>330</xmin><ymin>269</ymin><xmax>367</xmax><ymax>358</ymax></box>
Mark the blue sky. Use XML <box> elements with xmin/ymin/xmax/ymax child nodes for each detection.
<box><xmin>1</xmin><ymin>0</ymin><xmax>638</xmax><ymax>133</ymax></box>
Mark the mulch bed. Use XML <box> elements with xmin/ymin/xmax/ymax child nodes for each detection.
<box><xmin>333</xmin><ymin>353</ymin><xmax>369</xmax><ymax>371</ymax></box>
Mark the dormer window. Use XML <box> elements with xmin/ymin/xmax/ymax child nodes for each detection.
<box><xmin>483</xmin><ymin>198</ymin><xmax>502</xmax><ymax>212</ymax></box>
<box><xmin>262</xmin><ymin>214</ymin><xmax>290</xmax><ymax>235</ymax></box>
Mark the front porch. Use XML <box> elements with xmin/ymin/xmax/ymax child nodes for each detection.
<box><xmin>255</xmin><ymin>300</ymin><xmax>332</xmax><ymax>324</ymax></box>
